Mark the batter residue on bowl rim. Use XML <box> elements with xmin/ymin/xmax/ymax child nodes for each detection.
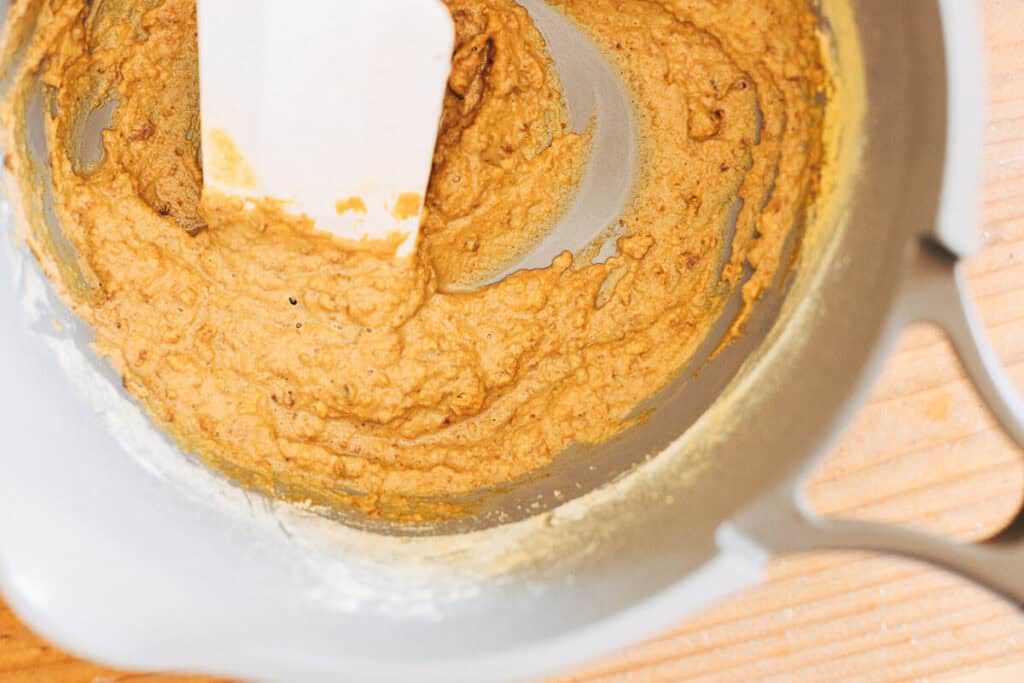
<box><xmin>1</xmin><ymin>0</ymin><xmax>829</xmax><ymax>522</ymax></box>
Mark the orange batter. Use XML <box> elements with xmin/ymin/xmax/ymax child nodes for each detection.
<box><xmin>1</xmin><ymin>0</ymin><xmax>828</xmax><ymax>520</ymax></box>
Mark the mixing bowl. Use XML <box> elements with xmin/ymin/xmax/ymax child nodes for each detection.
<box><xmin>0</xmin><ymin>1</ymin><xmax>1019</xmax><ymax>682</ymax></box>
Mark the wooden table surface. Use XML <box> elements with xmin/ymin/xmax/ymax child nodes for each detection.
<box><xmin>2</xmin><ymin>1</ymin><xmax>1023</xmax><ymax>681</ymax></box>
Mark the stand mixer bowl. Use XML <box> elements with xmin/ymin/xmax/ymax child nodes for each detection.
<box><xmin>0</xmin><ymin>2</ymin><xmax>1012</xmax><ymax>682</ymax></box>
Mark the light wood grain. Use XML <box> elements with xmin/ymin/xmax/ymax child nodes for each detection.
<box><xmin>2</xmin><ymin>0</ymin><xmax>1023</xmax><ymax>681</ymax></box>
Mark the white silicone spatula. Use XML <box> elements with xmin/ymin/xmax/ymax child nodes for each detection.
<box><xmin>197</xmin><ymin>0</ymin><xmax>455</xmax><ymax>257</ymax></box>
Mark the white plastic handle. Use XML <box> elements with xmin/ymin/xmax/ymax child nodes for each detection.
<box><xmin>722</xmin><ymin>242</ymin><xmax>1024</xmax><ymax>606</ymax></box>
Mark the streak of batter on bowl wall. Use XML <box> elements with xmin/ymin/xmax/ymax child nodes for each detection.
<box><xmin>1</xmin><ymin>0</ymin><xmax>833</xmax><ymax>521</ymax></box>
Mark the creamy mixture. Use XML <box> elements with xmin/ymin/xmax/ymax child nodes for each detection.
<box><xmin>2</xmin><ymin>0</ymin><xmax>828</xmax><ymax>520</ymax></box>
